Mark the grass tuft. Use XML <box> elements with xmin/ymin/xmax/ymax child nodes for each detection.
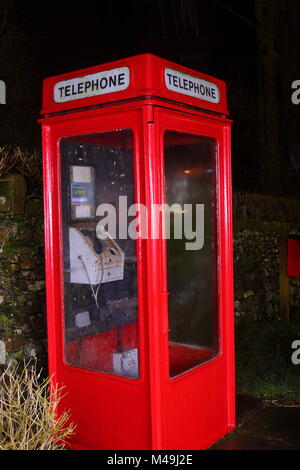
<box><xmin>236</xmin><ymin>321</ymin><xmax>300</xmax><ymax>404</ymax></box>
<box><xmin>0</xmin><ymin>361</ymin><xmax>75</xmax><ymax>450</ymax></box>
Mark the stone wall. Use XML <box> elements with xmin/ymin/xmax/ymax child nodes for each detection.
<box><xmin>233</xmin><ymin>192</ymin><xmax>300</xmax><ymax>323</ymax></box>
<box><xmin>0</xmin><ymin>175</ymin><xmax>46</xmax><ymax>368</ymax></box>
<box><xmin>234</xmin><ymin>230</ymin><xmax>300</xmax><ymax>322</ymax></box>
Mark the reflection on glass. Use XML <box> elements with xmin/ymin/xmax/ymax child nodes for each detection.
<box><xmin>60</xmin><ymin>130</ymin><xmax>139</xmax><ymax>378</ymax></box>
<box><xmin>164</xmin><ymin>131</ymin><xmax>218</xmax><ymax>378</ymax></box>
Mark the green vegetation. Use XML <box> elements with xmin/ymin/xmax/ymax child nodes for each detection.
<box><xmin>236</xmin><ymin>321</ymin><xmax>300</xmax><ymax>404</ymax></box>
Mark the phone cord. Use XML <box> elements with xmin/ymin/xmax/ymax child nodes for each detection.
<box><xmin>78</xmin><ymin>254</ymin><xmax>104</xmax><ymax>309</ymax></box>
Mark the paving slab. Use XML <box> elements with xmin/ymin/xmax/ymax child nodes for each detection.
<box><xmin>210</xmin><ymin>395</ymin><xmax>300</xmax><ymax>450</ymax></box>
<box><xmin>235</xmin><ymin>394</ymin><xmax>265</xmax><ymax>426</ymax></box>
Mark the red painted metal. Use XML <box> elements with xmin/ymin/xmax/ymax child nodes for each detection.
<box><xmin>42</xmin><ymin>53</ymin><xmax>228</xmax><ymax>117</ymax></box>
<box><xmin>287</xmin><ymin>237</ymin><xmax>300</xmax><ymax>278</ymax></box>
<box><xmin>40</xmin><ymin>54</ymin><xmax>235</xmax><ymax>450</ymax></box>
<box><xmin>153</xmin><ymin>108</ymin><xmax>235</xmax><ymax>449</ymax></box>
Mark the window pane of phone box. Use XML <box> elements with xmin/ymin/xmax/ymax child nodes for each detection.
<box><xmin>164</xmin><ymin>131</ymin><xmax>219</xmax><ymax>378</ymax></box>
<box><xmin>60</xmin><ymin>130</ymin><xmax>139</xmax><ymax>379</ymax></box>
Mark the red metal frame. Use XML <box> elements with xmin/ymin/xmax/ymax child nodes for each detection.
<box><xmin>40</xmin><ymin>54</ymin><xmax>235</xmax><ymax>450</ymax></box>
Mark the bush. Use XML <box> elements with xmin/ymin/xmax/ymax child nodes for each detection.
<box><xmin>0</xmin><ymin>145</ymin><xmax>42</xmax><ymax>198</ymax></box>
<box><xmin>0</xmin><ymin>362</ymin><xmax>75</xmax><ymax>450</ymax></box>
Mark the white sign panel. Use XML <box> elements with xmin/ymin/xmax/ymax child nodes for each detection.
<box><xmin>54</xmin><ymin>66</ymin><xmax>130</xmax><ymax>103</ymax></box>
<box><xmin>165</xmin><ymin>67</ymin><xmax>220</xmax><ymax>104</ymax></box>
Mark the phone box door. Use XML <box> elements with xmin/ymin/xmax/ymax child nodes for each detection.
<box><xmin>42</xmin><ymin>106</ymin><xmax>151</xmax><ymax>450</ymax></box>
<box><xmin>150</xmin><ymin>107</ymin><xmax>235</xmax><ymax>450</ymax></box>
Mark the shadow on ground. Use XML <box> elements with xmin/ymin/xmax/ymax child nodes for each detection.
<box><xmin>210</xmin><ymin>394</ymin><xmax>300</xmax><ymax>450</ymax></box>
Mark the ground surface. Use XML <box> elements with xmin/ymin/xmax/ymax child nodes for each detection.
<box><xmin>210</xmin><ymin>394</ymin><xmax>300</xmax><ymax>450</ymax></box>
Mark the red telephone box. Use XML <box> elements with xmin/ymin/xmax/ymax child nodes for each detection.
<box><xmin>40</xmin><ymin>54</ymin><xmax>235</xmax><ymax>450</ymax></box>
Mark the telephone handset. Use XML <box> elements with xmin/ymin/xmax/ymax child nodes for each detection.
<box><xmin>79</xmin><ymin>229</ymin><xmax>103</xmax><ymax>254</ymax></box>
<box><xmin>69</xmin><ymin>227</ymin><xmax>125</xmax><ymax>286</ymax></box>
<box><xmin>69</xmin><ymin>226</ymin><xmax>124</xmax><ymax>310</ymax></box>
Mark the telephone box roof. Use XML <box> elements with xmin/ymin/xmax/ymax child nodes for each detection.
<box><xmin>41</xmin><ymin>53</ymin><xmax>228</xmax><ymax>116</ymax></box>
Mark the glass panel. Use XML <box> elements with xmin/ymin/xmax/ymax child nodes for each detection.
<box><xmin>164</xmin><ymin>131</ymin><xmax>218</xmax><ymax>378</ymax></box>
<box><xmin>60</xmin><ymin>130</ymin><xmax>139</xmax><ymax>379</ymax></box>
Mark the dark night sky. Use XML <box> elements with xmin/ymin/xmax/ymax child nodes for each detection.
<box><xmin>1</xmin><ymin>0</ymin><xmax>300</xmax><ymax>196</ymax></box>
<box><xmin>22</xmin><ymin>1</ymin><xmax>257</xmax><ymax>81</ymax></box>
<box><xmin>21</xmin><ymin>0</ymin><xmax>258</xmax><ymax>133</ymax></box>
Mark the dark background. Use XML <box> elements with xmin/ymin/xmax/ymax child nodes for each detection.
<box><xmin>0</xmin><ymin>0</ymin><xmax>299</xmax><ymax>197</ymax></box>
